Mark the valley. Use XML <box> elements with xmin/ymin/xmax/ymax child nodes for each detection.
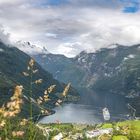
<box><xmin>28</xmin><ymin>43</ymin><xmax>140</xmax><ymax>117</ymax></box>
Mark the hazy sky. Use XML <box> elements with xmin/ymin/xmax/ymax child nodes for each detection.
<box><xmin>0</xmin><ymin>0</ymin><xmax>140</xmax><ymax>57</ymax></box>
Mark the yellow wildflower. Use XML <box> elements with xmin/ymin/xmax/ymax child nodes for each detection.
<box><xmin>20</xmin><ymin>119</ymin><xmax>28</xmax><ymax>126</ymax></box>
<box><xmin>33</xmin><ymin>69</ymin><xmax>38</xmax><ymax>73</ymax></box>
<box><xmin>41</xmin><ymin>109</ymin><xmax>49</xmax><ymax>115</ymax></box>
<box><xmin>12</xmin><ymin>131</ymin><xmax>24</xmax><ymax>137</ymax></box>
<box><xmin>55</xmin><ymin>102</ymin><xmax>60</xmax><ymax>106</ymax></box>
<box><xmin>57</xmin><ymin>99</ymin><xmax>62</xmax><ymax>104</ymax></box>
<box><xmin>0</xmin><ymin>120</ymin><xmax>6</xmax><ymax>128</ymax></box>
<box><xmin>3</xmin><ymin>85</ymin><xmax>23</xmax><ymax>118</ymax></box>
<box><xmin>44</xmin><ymin>90</ymin><xmax>48</xmax><ymax>95</ymax></box>
<box><xmin>62</xmin><ymin>83</ymin><xmax>70</xmax><ymax>97</ymax></box>
<box><xmin>48</xmin><ymin>85</ymin><xmax>56</xmax><ymax>93</ymax></box>
<box><xmin>22</xmin><ymin>72</ymin><xmax>29</xmax><ymax>76</ymax></box>
<box><xmin>13</xmin><ymin>85</ymin><xmax>23</xmax><ymax>98</ymax></box>
<box><xmin>34</xmin><ymin>79</ymin><xmax>43</xmax><ymax>84</ymax></box>
<box><xmin>39</xmin><ymin>96</ymin><xmax>43</xmax><ymax>101</ymax></box>
<box><xmin>37</xmin><ymin>99</ymin><xmax>42</xmax><ymax>105</ymax></box>
<box><xmin>0</xmin><ymin>107</ymin><xmax>5</xmax><ymax>114</ymax></box>
<box><xmin>27</xmin><ymin>66</ymin><xmax>30</xmax><ymax>70</ymax></box>
<box><xmin>41</xmin><ymin>110</ymin><xmax>45</xmax><ymax>114</ymax></box>
<box><xmin>28</xmin><ymin>58</ymin><xmax>35</xmax><ymax>67</ymax></box>
<box><xmin>55</xmin><ymin>99</ymin><xmax>62</xmax><ymax>106</ymax></box>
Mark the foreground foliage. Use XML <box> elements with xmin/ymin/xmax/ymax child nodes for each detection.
<box><xmin>0</xmin><ymin>59</ymin><xmax>70</xmax><ymax>140</ymax></box>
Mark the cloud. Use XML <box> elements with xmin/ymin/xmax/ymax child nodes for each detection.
<box><xmin>0</xmin><ymin>0</ymin><xmax>21</xmax><ymax>4</ymax></box>
<box><xmin>0</xmin><ymin>0</ymin><xmax>140</xmax><ymax>57</ymax></box>
<box><xmin>54</xmin><ymin>42</ymin><xmax>82</xmax><ymax>57</ymax></box>
<box><xmin>0</xmin><ymin>25</ymin><xmax>11</xmax><ymax>44</ymax></box>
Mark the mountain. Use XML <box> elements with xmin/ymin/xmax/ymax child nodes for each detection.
<box><xmin>16</xmin><ymin>41</ymin><xmax>49</xmax><ymax>55</ymax></box>
<box><xmin>0</xmin><ymin>41</ymin><xmax>78</xmax><ymax>117</ymax></box>
<box><xmin>32</xmin><ymin>44</ymin><xmax>140</xmax><ymax>116</ymax></box>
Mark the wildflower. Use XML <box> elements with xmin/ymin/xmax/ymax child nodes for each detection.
<box><xmin>55</xmin><ymin>99</ymin><xmax>62</xmax><ymax>106</ymax></box>
<box><xmin>44</xmin><ymin>110</ymin><xmax>49</xmax><ymax>115</ymax></box>
<box><xmin>0</xmin><ymin>107</ymin><xmax>5</xmax><ymax>114</ymax></box>
<box><xmin>13</xmin><ymin>109</ymin><xmax>20</xmax><ymax>114</ymax></box>
<box><xmin>3</xmin><ymin>111</ymin><xmax>9</xmax><ymax>117</ymax></box>
<box><xmin>62</xmin><ymin>83</ymin><xmax>70</xmax><ymax>97</ymax></box>
<box><xmin>55</xmin><ymin>102</ymin><xmax>60</xmax><ymax>106</ymax></box>
<box><xmin>44</xmin><ymin>95</ymin><xmax>50</xmax><ymax>102</ymax></box>
<box><xmin>22</xmin><ymin>72</ymin><xmax>29</xmax><ymax>76</ymax></box>
<box><xmin>20</xmin><ymin>119</ymin><xmax>28</xmax><ymax>126</ymax></box>
<box><xmin>3</xmin><ymin>111</ymin><xmax>16</xmax><ymax>118</ymax></box>
<box><xmin>28</xmin><ymin>58</ymin><xmax>35</xmax><ymax>67</ymax></box>
<box><xmin>14</xmin><ymin>103</ymin><xmax>21</xmax><ymax>110</ymax></box>
<box><xmin>12</xmin><ymin>131</ymin><xmax>24</xmax><ymax>137</ymax></box>
<box><xmin>41</xmin><ymin>110</ymin><xmax>44</xmax><ymax>114</ymax></box>
<box><xmin>48</xmin><ymin>85</ymin><xmax>56</xmax><ymax>93</ymax></box>
<box><xmin>57</xmin><ymin>99</ymin><xmax>62</xmax><ymax>104</ymax></box>
<box><xmin>7</xmin><ymin>101</ymin><xmax>16</xmax><ymax>109</ymax></box>
<box><xmin>33</xmin><ymin>69</ymin><xmax>38</xmax><ymax>74</ymax></box>
<box><xmin>44</xmin><ymin>95</ymin><xmax>49</xmax><ymax>98</ymax></box>
<box><xmin>14</xmin><ymin>85</ymin><xmax>23</xmax><ymax>98</ymax></box>
<box><xmin>37</xmin><ymin>99</ymin><xmax>42</xmax><ymax>105</ymax></box>
<box><xmin>44</xmin><ymin>98</ymin><xmax>50</xmax><ymax>102</ymax></box>
<box><xmin>44</xmin><ymin>90</ymin><xmax>48</xmax><ymax>95</ymax></box>
<box><xmin>34</xmin><ymin>79</ymin><xmax>43</xmax><ymax>84</ymax></box>
<box><xmin>41</xmin><ymin>109</ymin><xmax>49</xmax><ymax>115</ymax></box>
<box><xmin>0</xmin><ymin>120</ymin><xmax>6</xmax><ymax>128</ymax></box>
<box><xmin>3</xmin><ymin>85</ymin><xmax>23</xmax><ymax>118</ymax></box>
<box><xmin>39</xmin><ymin>96</ymin><xmax>43</xmax><ymax>101</ymax></box>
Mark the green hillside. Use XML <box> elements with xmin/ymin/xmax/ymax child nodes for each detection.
<box><xmin>0</xmin><ymin>41</ymin><xmax>79</xmax><ymax>117</ymax></box>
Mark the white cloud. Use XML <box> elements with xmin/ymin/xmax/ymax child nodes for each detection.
<box><xmin>54</xmin><ymin>42</ymin><xmax>82</xmax><ymax>57</ymax></box>
<box><xmin>0</xmin><ymin>0</ymin><xmax>20</xmax><ymax>4</ymax></box>
<box><xmin>0</xmin><ymin>0</ymin><xmax>140</xmax><ymax>57</ymax></box>
<box><xmin>45</xmin><ymin>33</ymin><xmax>57</xmax><ymax>38</ymax></box>
<box><xmin>0</xmin><ymin>25</ymin><xmax>10</xmax><ymax>44</ymax></box>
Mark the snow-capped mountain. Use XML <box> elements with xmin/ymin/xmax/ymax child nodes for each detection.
<box><xmin>32</xmin><ymin>44</ymin><xmax>140</xmax><ymax>89</ymax></box>
<box><xmin>15</xmin><ymin>41</ymin><xmax>49</xmax><ymax>55</ymax></box>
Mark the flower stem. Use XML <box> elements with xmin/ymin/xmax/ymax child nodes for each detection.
<box><xmin>29</xmin><ymin>69</ymin><xmax>33</xmax><ymax>140</ymax></box>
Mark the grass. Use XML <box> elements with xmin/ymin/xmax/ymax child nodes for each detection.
<box><xmin>112</xmin><ymin>135</ymin><xmax>129</xmax><ymax>140</ymax></box>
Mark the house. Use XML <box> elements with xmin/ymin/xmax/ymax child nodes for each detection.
<box><xmin>86</xmin><ymin>128</ymin><xmax>113</xmax><ymax>138</ymax></box>
<box><xmin>53</xmin><ymin>133</ymin><xmax>63</xmax><ymax>140</ymax></box>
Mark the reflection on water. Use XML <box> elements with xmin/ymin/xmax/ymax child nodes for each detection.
<box><xmin>40</xmin><ymin>103</ymin><xmax>128</xmax><ymax>124</ymax></box>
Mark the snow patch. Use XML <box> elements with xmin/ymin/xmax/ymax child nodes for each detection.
<box><xmin>128</xmin><ymin>54</ymin><xmax>135</xmax><ymax>58</ymax></box>
<box><xmin>123</xmin><ymin>54</ymin><xmax>135</xmax><ymax>61</ymax></box>
<box><xmin>15</xmin><ymin>41</ymin><xmax>50</xmax><ymax>55</ymax></box>
<box><xmin>0</xmin><ymin>48</ymin><xmax>4</xmax><ymax>52</ymax></box>
<box><xmin>108</xmin><ymin>44</ymin><xmax>119</xmax><ymax>49</ymax></box>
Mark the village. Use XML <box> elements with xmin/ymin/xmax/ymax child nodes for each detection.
<box><xmin>37</xmin><ymin>118</ymin><xmax>140</xmax><ymax>140</ymax></box>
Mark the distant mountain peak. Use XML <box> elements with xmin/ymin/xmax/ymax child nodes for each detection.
<box><xmin>107</xmin><ymin>43</ymin><xmax>120</xmax><ymax>49</ymax></box>
<box><xmin>78</xmin><ymin>50</ymin><xmax>88</xmax><ymax>55</ymax></box>
<box><xmin>15</xmin><ymin>41</ymin><xmax>50</xmax><ymax>55</ymax></box>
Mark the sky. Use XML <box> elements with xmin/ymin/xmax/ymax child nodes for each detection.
<box><xmin>0</xmin><ymin>0</ymin><xmax>140</xmax><ymax>57</ymax></box>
